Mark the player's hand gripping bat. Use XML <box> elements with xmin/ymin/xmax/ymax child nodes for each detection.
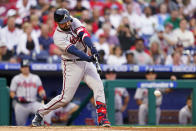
<box><xmin>93</xmin><ymin>54</ymin><xmax>102</xmax><ymax>75</ymax></box>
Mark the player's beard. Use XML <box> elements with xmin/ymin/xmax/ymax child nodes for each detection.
<box><xmin>61</xmin><ymin>25</ymin><xmax>71</xmax><ymax>31</ymax></box>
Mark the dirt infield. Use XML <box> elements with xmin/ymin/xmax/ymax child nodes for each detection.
<box><xmin>0</xmin><ymin>126</ymin><xmax>196</xmax><ymax>131</ymax></box>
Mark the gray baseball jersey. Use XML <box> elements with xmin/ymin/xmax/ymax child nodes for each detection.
<box><xmin>134</xmin><ymin>88</ymin><xmax>162</xmax><ymax>125</ymax></box>
<box><xmin>37</xmin><ymin>17</ymin><xmax>106</xmax><ymax>118</ymax></box>
<box><xmin>115</xmin><ymin>88</ymin><xmax>129</xmax><ymax>125</ymax></box>
<box><xmin>10</xmin><ymin>73</ymin><xmax>42</xmax><ymax>102</ymax></box>
<box><xmin>134</xmin><ymin>88</ymin><xmax>162</xmax><ymax>106</ymax></box>
<box><xmin>10</xmin><ymin>73</ymin><xmax>51</xmax><ymax>125</ymax></box>
<box><xmin>115</xmin><ymin>88</ymin><xmax>129</xmax><ymax>110</ymax></box>
<box><xmin>53</xmin><ymin>17</ymin><xmax>87</xmax><ymax>60</ymax></box>
<box><xmin>179</xmin><ymin>105</ymin><xmax>192</xmax><ymax>124</ymax></box>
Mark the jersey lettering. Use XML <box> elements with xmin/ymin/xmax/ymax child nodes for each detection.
<box><xmin>70</xmin><ymin>35</ymin><xmax>80</xmax><ymax>44</ymax></box>
<box><xmin>17</xmin><ymin>81</ymin><xmax>37</xmax><ymax>88</ymax></box>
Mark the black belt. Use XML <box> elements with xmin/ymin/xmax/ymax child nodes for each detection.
<box><xmin>16</xmin><ymin>101</ymin><xmax>32</xmax><ymax>104</ymax></box>
<box><xmin>62</xmin><ymin>58</ymin><xmax>84</xmax><ymax>62</ymax></box>
<box><xmin>115</xmin><ymin>109</ymin><xmax>121</xmax><ymax>112</ymax></box>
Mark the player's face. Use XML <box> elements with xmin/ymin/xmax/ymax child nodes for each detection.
<box><xmin>0</xmin><ymin>46</ymin><xmax>7</xmax><ymax>55</ymax></box>
<box><xmin>105</xmin><ymin>73</ymin><xmax>116</xmax><ymax>80</ymax></box>
<box><xmin>21</xmin><ymin>66</ymin><xmax>30</xmax><ymax>75</ymax></box>
<box><xmin>187</xmin><ymin>99</ymin><xmax>192</xmax><ymax>109</ymax></box>
<box><xmin>145</xmin><ymin>73</ymin><xmax>157</xmax><ymax>81</ymax></box>
<box><xmin>58</xmin><ymin>21</ymin><xmax>71</xmax><ymax>31</ymax></box>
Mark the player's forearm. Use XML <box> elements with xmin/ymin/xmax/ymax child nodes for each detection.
<box><xmin>77</xmin><ymin>28</ymin><xmax>98</xmax><ymax>56</ymax></box>
<box><xmin>124</xmin><ymin>96</ymin><xmax>130</xmax><ymax>107</ymax></box>
<box><xmin>51</xmin><ymin>117</ymin><xmax>59</xmax><ymax>123</ymax></box>
<box><xmin>68</xmin><ymin>105</ymin><xmax>79</xmax><ymax>115</ymax></box>
<box><xmin>10</xmin><ymin>92</ymin><xmax>28</xmax><ymax>103</ymax></box>
<box><xmin>121</xmin><ymin>96</ymin><xmax>130</xmax><ymax>111</ymax></box>
<box><xmin>38</xmin><ymin>86</ymin><xmax>47</xmax><ymax>100</ymax></box>
<box><xmin>83</xmin><ymin>36</ymin><xmax>98</xmax><ymax>56</ymax></box>
<box><xmin>136</xmin><ymin>99</ymin><xmax>142</xmax><ymax>105</ymax></box>
<box><xmin>67</xmin><ymin>45</ymin><xmax>92</xmax><ymax>62</ymax></box>
<box><xmin>10</xmin><ymin>91</ymin><xmax>16</xmax><ymax>99</ymax></box>
<box><xmin>39</xmin><ymin>90</ymin><xmax>47</xmax><ymax>100</ymax></box>
<box><xmin>78</xmin><ymin>30</ymin><xmax>95</xmax><ymax>50</ymax></box>
<box><xmin>83</xmin><ymin>36</ymin><xmax>94</xmax><ymax>50</ymax></box>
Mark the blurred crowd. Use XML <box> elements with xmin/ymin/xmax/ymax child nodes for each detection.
<box><xmin>0</xmin><ymin>0</ymin><xmax>196</xmax><ymax>65</ymax></box>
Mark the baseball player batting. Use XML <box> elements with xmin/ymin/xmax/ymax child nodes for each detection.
<box><xmin>32</xmin><ymin>8</ymin><xmax>110</xmax><ymax>127</ymax></box>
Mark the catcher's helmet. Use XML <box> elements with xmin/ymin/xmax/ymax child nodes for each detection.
<box><xmin>54</xmin><ymin>8</ymin><xmax>72</xmax><ymax>24</ymax></box>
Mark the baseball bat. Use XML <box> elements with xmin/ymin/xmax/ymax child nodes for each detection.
<box><xmin>93</xmin><ymin>54</ymin><xmax>102</xmax><ymax>75</ymax></box>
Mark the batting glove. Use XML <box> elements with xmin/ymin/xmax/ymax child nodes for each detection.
<box><xmin>14</xmin><ymin>96</ymin><xmax>28</xmax><ymax>103</ymax></box>
<box><xmin>87</xmin><ymin>56</ymin><xmax>95</xmax><ymax>62</ymax></box>
<box><xmin>91</xmin><ymin>47</ymin><xmax>98</xmax><ymax>57</ymax></box>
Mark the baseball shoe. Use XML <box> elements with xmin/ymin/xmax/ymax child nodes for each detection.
<box><xmin>96</xmin><ymin>101</ymin><xmax>111</xmax><ymax>127</ymax></box>
<box><xmin>99</xmin><ymin>118</ymin><xmax>111</xmax><ymax>127</ymax></box>
<box><xmin>32</xmin><ymin>112</ymin><xmax>43</xmax><ymax>126</ymax></box>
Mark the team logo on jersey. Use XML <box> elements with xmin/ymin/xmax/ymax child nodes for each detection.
<box><xmin>70</xmin><ymin>35</ymin><xmax>80</xmax><ymax>44</ymax></box>
<box><xmin>17</xmin><ymin>81</ymin><xmax>37</xmax><ymax>88</ymax></box>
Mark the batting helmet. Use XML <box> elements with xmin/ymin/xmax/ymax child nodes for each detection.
<box><xmin>54</xmin><ymin>8</ymin><xmax>72</xmax><ymax>24</ymax></box>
